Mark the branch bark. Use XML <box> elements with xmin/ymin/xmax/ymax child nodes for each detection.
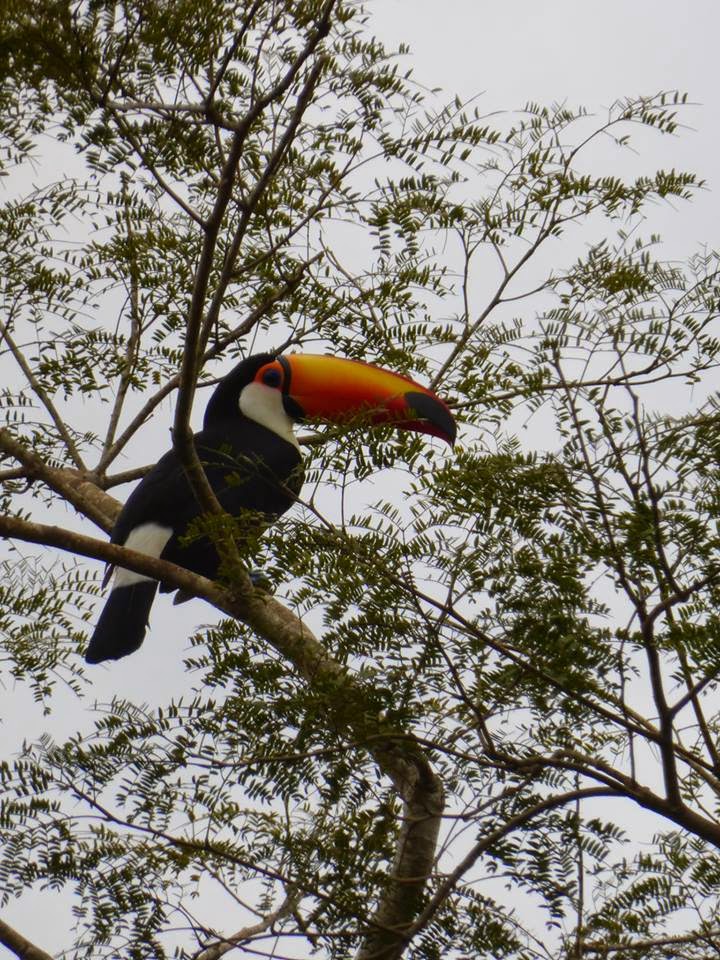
<box><xmin>0</xmin><ymin>918</ymin><xmax>53</xmax><ymax>960</ymax></box>
<box><xmin>0</xmin><ymin>428</ymin><xmax>116</xmax><ymax>531</ymax></box>
<box><xmin>0</xmin><ymin>498</ymin><xmax>443</xmax><ymax>960</ymax></box>
<box><xmin>193</xmin><ymin>890</ymin><xmax>299</xmax><ymax>960</ymax></box>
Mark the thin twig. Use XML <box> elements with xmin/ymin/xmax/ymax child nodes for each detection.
<box><xmin>205</xmin><ymin>0</ymin><xmax>266</xmax><ymax>104</ymax></box>
<box><xmin>100</xmin><ymin>181</ymin><xmax>145</xmax><ymax>459</ymax></box>
<box><xmin>103</xmin><ymin>109</ymin><xmax>205</xmax><ymax>226</ymax></box>
<box><xmin>0</xmin><ymin>315</ymin><xmax>86</xmax><ymax>469</ymax></box>
<box><xmin>200</xmin><ymin>58</ymin><xmax>326</xmax><ymax>353</ymax></box>
<box><xmin>95</xmin><ymin>256</ymin><xmax>317</xmax><ymax>473</ymax></box>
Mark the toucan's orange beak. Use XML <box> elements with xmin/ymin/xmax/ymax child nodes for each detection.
<box><xmin>255</xmin><ymin>354</ymin><xmax>456</xmax><ymax>445</ymax></box>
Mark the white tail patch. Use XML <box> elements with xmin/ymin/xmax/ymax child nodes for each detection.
<box><xmin>239</xmin><ymin>382</ymin><xmax>299</xmax><ymax>449</ymax></box>
<box><xmin>114</xmin><ymin>522</ymin><xmax>173</xmax><ymax>588</ymax></box>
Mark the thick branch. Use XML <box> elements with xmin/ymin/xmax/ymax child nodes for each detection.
<box><xmin>641</xmin><ymin>618</ymin><xmax>683</xmax><ymax>809</ymax></box>
<box><xmin>0</xmin><ymin>508</ymin><xmax>443</xmax><ymax>958</ymax></box>
<box><xmin>0</xmin><ymin>918</ymin><xmax>53</xmax><ymax>960</ymax></box>
<box><xmin>552</xmin><ymin>747</ymin><xmax>720</xmax><ymax>849</ymax></box>
<box><xmin>193</xmin><ymin>890</ymin><xmax>298</xmax><ymax>960</ymax></box>
<box><xmin>0</xmin><ymin>428</ymin><xmax>115</xmax><ymax>531</ymax></box>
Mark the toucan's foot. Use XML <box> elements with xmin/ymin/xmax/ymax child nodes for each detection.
<box><xmin>248</xmin><ymin>568</ymin><xmax>273</xmax><ymax>592</ymax></box>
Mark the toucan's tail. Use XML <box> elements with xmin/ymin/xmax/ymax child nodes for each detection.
<box><xmin>85</xmin><ymin>581</ymin><xmax>159</xmax><ymax>664</ymax></box>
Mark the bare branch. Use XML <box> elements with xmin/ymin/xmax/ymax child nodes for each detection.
<box><xmin>554</xmin><ymin>747</ymin><xmax>720</xmax><ymax>848</ymax></box>
<box><xmin>0</xmin><ymin>503</ymin><xmax>444</xmax><ymax>957</ymax></box>
<box><xmin>0</xmin><ymin>918</ymin><xmax>53</xmax><ymax>960</ymax></box>
<box><xmin>170</xmin><ymin>46</ymin><xmax>326</xmax><ymax>569</ymax></box>
<box><xmin>193</xmin><ymin>890</ymin><xmax>299</xmax><ymax>960</ymax></box>
<box><xmin>670</xmin><ymin>659</ymin><xmax>720</xmax><ymax>721</ymax></box>
<box><xmin>646</xmin><ymin>568</ymin><xmax>720</xmax><ymax>628</ymax></box>
<box><xmin>0</xmin><ymin>428</ymin><xmax>115</xmax><ymax>531</ymax></box>
<box><xmin>0</xmin><ymin>467</ymin><xmax>28</xmax><ymax>482</ymax></box>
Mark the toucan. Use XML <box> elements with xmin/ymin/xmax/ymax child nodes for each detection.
<box><xmin>85</xmin><ymin>352</ymin><xmax>456</xmax><ymax>664</ymax></box>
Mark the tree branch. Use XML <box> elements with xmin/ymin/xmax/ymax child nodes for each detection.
<box><xmin>0</xmin><ymin>918</ymin><xmax>53</xmax><ymax>960</ymax></box>
<box><xmin>199</xmin><ymin>58</ymin><xmax>326</xmax><ymax>353</ymax></box>
<box><xmin>582</xmin><ymin>927</ymin><xmax>720</xmax><ymax>955</ymax></box>
<box><xmin>641</xmin><ymin>618</ymin><xmax>683</xmax><ymax>809</ymax></box>
<box><xmin>553</xmin><ymin>747</ymin><xmax>720</xmax><ymax>849</ymax></box>
<box><xmin>0</xmin><ymin>315</ymin><xmax>86</xmax><ymax>469</ymax></box>
<box><xmin>99</xmin><ymin>108</ymin><xmax>205</xmax><ymax>226</ymax></box>
<box><xmin>171</xmin><ymin>41</ymin><xmax>331</xmax><ymax>570</ymax></box>
<box><xmin>95</xmin><ymin>254</ymin><xmax>317</xmax><ymax>474</ymax></box>
<box><xmin>193</xmin><ymin>889</ymin><xmax>299</xmax><ymax>960</ymax></box>
<box><xmin>400</xmin><ymin>787</ymin><xmax>619</xmax><ymax>952</ymax></box>
<box><xmin>100</xmin><ymin>180</ymin><xmax>145</xmax><ymax>461</ymax></box>
<box><xmin>205</xmin><ymin>0</ymin><xmax>266</xmax><ymax>104</ymax></box>
<box><xmin>0</xmin><ymin>505</ymin><xmax>443</xmax><ymax>960</ymax></box>
<box><xmin>174</xmin><ymin>1</ymin><xmax>334</xmax><ymax>443</ymax></box>
<box><xmin>0</xmin><ymin>428</ymin><xmax>115</xmax><ymax>531</ymax></box>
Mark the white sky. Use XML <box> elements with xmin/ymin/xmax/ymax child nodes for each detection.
<box><xmin>2</xmin><ymin>1</ymin><xmax>720</xmax><ymax>956</ymax></box>
<box><xmin>374</xmin><ymin>0</ymin><xmax>720</xmax><ymax>246</ymax></box>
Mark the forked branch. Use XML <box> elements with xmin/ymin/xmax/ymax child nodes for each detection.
<box><xmin>0</xmin><ymin>492</ymin><xmax>443</xmax><ymax>960</ymax></box>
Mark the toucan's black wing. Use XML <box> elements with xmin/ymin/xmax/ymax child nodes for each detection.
<box><xmin>87</xmin><ymin>418</ymin><xmax>302</xmax><ymax>663</ymax></box>
<box><xmin>112</xmin><ymin>420</ymin><xmax>302</xmax><ymax>544</ymax></box>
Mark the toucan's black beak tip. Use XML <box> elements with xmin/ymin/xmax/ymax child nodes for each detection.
<box><xmin>405</xmin><ymin>391</ymin><xmax>457</xmax><ymax>446</ymax></box>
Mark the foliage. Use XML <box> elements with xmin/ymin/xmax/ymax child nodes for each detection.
<box><xmin>1</xmin><ymin>1</ymin><xmax>720</xmax><ymax>959</ymax></box>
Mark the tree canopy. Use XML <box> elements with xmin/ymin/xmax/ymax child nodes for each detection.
<box><xmin>1</xmin><ymin>2</ymin><xmax>720</xmax><ymax>959</ymax></box>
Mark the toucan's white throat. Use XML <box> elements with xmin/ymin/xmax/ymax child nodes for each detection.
<box><xmin>239</xmin><ymin>382</ymin><xmax>300</xmax><ymax>450</ymax></box>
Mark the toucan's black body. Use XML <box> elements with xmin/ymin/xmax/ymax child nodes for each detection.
<box><xmin>111</xmin><ymin>419</ymin><xmax>302</xmax><ymax>575</ymax></box>
<box><xmin>86</xmin><ymin>354</ymin><xmax>302</xmax><ymax>664</ymax></box>
<box><xmin>86</xmin><ymin>420</ymin><xmax>302</xmax><ymax>664</ymax></box>
<box><xmin>86</xmin><ymin>351</ymin><xmax>456</xmax><ymax>665</ymax></box>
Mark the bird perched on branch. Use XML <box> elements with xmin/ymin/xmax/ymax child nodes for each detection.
<box><xmin>85</xmin><ymin>352</ymin><xmax>456</xmax><ymax>663</ymax></box>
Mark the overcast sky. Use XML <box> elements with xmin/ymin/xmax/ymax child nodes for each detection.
<box><xmin>2</xmin><ymin>1</ymin><xmax>719</xmax><ymax>955</ymax></box>
<box><xmin>375</xmin><ymin>0</ymin><xmax>720</xmax><ymax>245</ymax></box>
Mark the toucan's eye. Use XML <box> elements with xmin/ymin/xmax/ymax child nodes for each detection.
<box><xmin>262</xmin><ymin>367</ymin><xmax>282</xmax><ymax>388</ymax></box>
